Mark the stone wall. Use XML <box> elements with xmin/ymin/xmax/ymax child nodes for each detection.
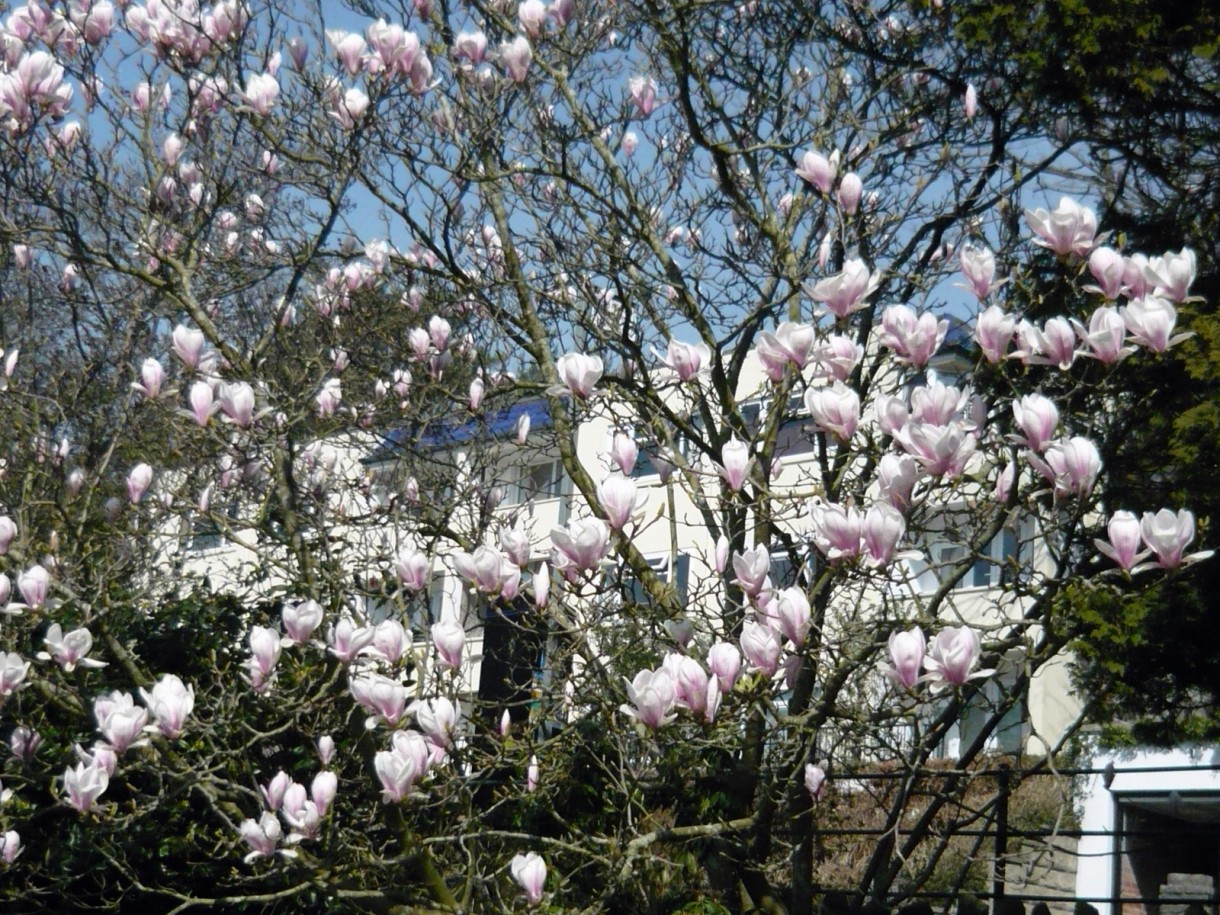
<box><xmin>1006</xmin><ymin>838</ymin><xmax>1081</xmax><ymax>915</ymax></box>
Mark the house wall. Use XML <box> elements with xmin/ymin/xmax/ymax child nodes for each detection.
<box><xmin>168</xmin><ymin>355</ymin><xmax>1086</xmax><ymax>758</ymax></box>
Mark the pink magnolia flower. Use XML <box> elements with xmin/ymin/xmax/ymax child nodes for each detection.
<box><xmin>964</xmin><ymin>83</ymin><xmax>978</xmax><ymax>119</ymax></box>
<box><xmin>0</xmin><ymin>830</ymin><xmax>21</xmax><ymax>864</ymax></box>
<box><xmin>810</xmin><ymin>500</ymin><xmax>864</xmax><ymax>560</ymax></box>
<box><xmin>551</xmin><ymin>0</ymin><xmax>576</xmax><ymax>28</ymax></box>
<box><xmin>1121</xmin><ymin>296</ymin><xmax>1190</xmax><ymax>353</ymax></box>
<box><xmin>239</xmin><ymin>812</ymin><xmax>289</xmax><ymax>862</ymax></box>
<box><xmin>38</xmin><ymin>624</ymin><xmax>106</xmax><ymax>672</ymax></box>
<box><xmin>127</xmin><ymin>463</ymin><xmax>153</xmax><ymax>503</ymax></box>
<box><xmin>131</xmin><ymin>358</ymin><xmax>165</xmax><ymax>398</ymax></box>
<box><xmin>454</xmin><ymin>30</ymin><xmax>487</xmax><ymax>63</ymax></box>
<box><xmin>795</xmin><ymin>149</ymin><xmax>835</xmax><ymax>193</ymax></box>
<box><xmin>533</xmin><ymin>561</ymin><xmax>550</xmax><ymax>609</ymax></box>
<box><xmin>622</xmin><ymin>131</ymin><xmax>639</xmax><ymax>156</ymax></box>
<box><xmin>10</xmin><ymin>727</ymin><xmax>40</xmax><ymax>763</ymax></box>
<box><xmin>805</xmin><ymin>382</ymin><xmax>860</xmax><ymax>441</ymax></box>
<box><xmin>808</xmin><ymin>259</ymin><xmax>878</xmax><ymax>319</ymax></box>
<box><xmin>367</xmin><ymin>21</ymin><xmax>429</xmax><ymax>87</ymax></box>
<box><xmin>713</xmin><ymin>438</ymin><xmax>754</xmax><ymax>491</ymax></box>
<box><xmin>880</xmin><ymin>305</ymin><xmax>948</xmax><ymax>367</ymax></box>
<box><xmin>96</xmin><ymin>694</ymin><xmax>149</xmax><ymax>753</ymax></box>
<box><xmin>1025</xmin><ymin>196</ymin><xmax>1097</xmax><ymax>257</ymax></box>
<box><xmin>974</xmin><ymin>305</ymin><xmax>1016</xmax><ymax>363</ymax></box>
<box><xmin>707</xmin><ymin>642</ymin><xmax>742</xmax><ymax>693</ymax></box>
<box><xmin>262</xmin><ymin>771</ymin><xmax>293</xmax><ymax>811</ymax></box>
<box><xmin>805</xmin><ymin>763</ymin><xmax>827</xmax><ymax>801</ymax></box>
<box><xmin>309</xmin><ymin>771</ymin><xmax>339</xmax><ymax>819</ymax></box>
<box><xmin>597</xmin><ymin>474</ymin><xmax>643</xmax><ymax>530</ymax></box>
<box><xmin>1123</xmin><ymin>254</ymin><xmax>1151</xmax><ymax>299</ymax></box>
<box><xmin>774</xmin><ymin>587</ymin><xmax>811</xmax><ymax>647</ymax></box>
<box><xmin>453</xmin><ymin>545</ymin><xmax>516</xmax><ymax>594</ymax></box>
<box><xmin>395</xmin><ymin>550</ymin><xmax>430</xmax><ymax>592</ymax></box>
<box><xmin>714</xmin><ymin>534</ymin><xmax>730</xmax><ymax>573</ymax></box>
<box><xmin>555</xmin><ymin>352</ymin><xmax>603</xmax><ymax>399</ymax></box>
<box><xmin>327</xmin><ymin>29</ymin><xmax>367</xmax><ymax>75</ymax></box>
<box><xmin>664</xmin><ymin>654</ymin><xmax>713</xmax><ymax>716</ymax></box>
<box><xmin>527</xmin><ymin>755</ymin><xmax>540</xmax><ymax>792</ymax></box>
<box><xmin>0</xmin><ymin>653</ymin><xmax>30</xmax><ymax>697</ymax></box>
<box><xmin>324</xmin><ymin>619</ymin><xmax>370</xmax><ymax>668</ymax></box>
<box><xmin>240</xmin><ymin>73</ymin><xmax>279</xmax><ymax>116</ymax></box>
<box><xmin>620</xmin><ymin>668</ymin><xmax>677</xmax><ymax>728</ymax></box>
<box><xmin>732</xmin><ymin>545</ymin><xmax>771</xmax><ymax>599</ymax></box>
<box><xmin>762</xmin><ymin>321</ymin><xmax>819</xmax><ymax>373</ymax></box>
<box><xmin>838</xmin><ymin>172</ymin><xmax>863</xmax><ymax>214</ymax></box>
<box><xmin>740</xmin><ymin>620</ymin><xmax>782</xmax><ymax>676</ymax></box>
<box><xmin>75</xmin><ymin>741</ymin><xmax>117</xmax><ymax>779</ymax></box>
<box><xmin>1086</xmin><ymin>247</ymin><xmax>1125</xmax><ymax>300</ymax></box>
<box><xmin>876</xmin><ymin>453</ymin><xmax>918</xmax><ymax>512</ymax></box>
<box><xmin>282</xmin><ymin>599</ymin><xmax>324</xmax><ymax>645</ymax></box>
<box><xmin>1011</xmin><ymin>394</ymin><xmax>1059</xmax><ymax>453</ymax></box>
<box><xmin>887</xmin><ymin>626</ymin><xmax>925</xmax><ymax>690</ymax></box>
<box><xmin>610</xmin><ymin>431</ymin><xmax>638</xmax><ymax>475</ymax></box>
<box><xmin>375</xmin><ymin>731</ymin><xmax>431</xmax><ymax>802</ymax></box>
<box><xmin>369</xmin><ymin>619</ymin><xmax>412</xmax><ymax>665</ymax></box>
<box><xmin>897</xmin><ymin>421</ymin><xmax>977</xmax><ymax>478</ymax></box>
<box><xmin>863</xmin><ymin>503</ymin><xmax>906</xmax><ymax>567</ymax></box>
<box><xmin>249</xmin><ymin>626</ymin><xmax>281</xmax><ymax>680</ymax></box>
<box><xmin>431</xmin><ymin>615</ymin><xmax>465</xmax><ymax>669</ymax></box>
<box><xmin>350</xmin><ymin>674</ymin><xmax>409</xmax><ymax>728</ymax></box>
<box><xmin>0</xmin><ymin>517</ymin><xmax>13</xmax><ymax>554</ymax></box>
<box><xmin>500</xmin><ymin>36</ymin><xmax>532</xmax><ymax>83</ymax></box>
<box><xmin>188</xmin><ymin>381</ymin><xmax>216</xmax><ymax>426</ymax></box>
<box><xmin>1031</xmin><ymin>317</ymin><xmax>1079</xmax><ymax>370</ymax></box>
<box><xmin>140</xmin><ymin>674</ymin><xmax>194</xmax><ymax>739</ymax></box>
<box><xmin>658</xmin><ymin>339</ymin><xmax>709</xmax><ymax>382</ymax></box>
<box><xmin>317</xmin><ymin>735</ymin><xmax>335</xmax><ymax>766</ymax></box>
<box><xmin>1095</xmin><ymin>511</ymin><xmax>1149</xmax><ymax>572</ymax></box>
<box><xmin>218</xmin><ymin>381</ymin><xmax>257</xmax><ymax>428</ymax></box>
<box><xmin>923</xmin><ymin>626</ymin><xmax>993</xmax><ymax>689</ymax></box>
<box><xmin>874</xmin><ymin>394</ymin><xmax>910</xmax><ymax>438</ymax></box>
<box><xmin>628</xmin><ymin>75</ymin><xmax>658</xmax><ymax>117</ymax></box>
<box><xmin>550</xmin><ymin>518</ymin><xmax>610</xmax><ymax>575</ymax></box>
<box><xmin>518</xmin><ymin>0</ymin><xmax>548</xmax><ymax>36</ymax></box>
<box><xmin>511</xmin><ymin>852</ymin><xmax>547</xmax><ymax>906</ymax></box>
<box><xmin>330</xmin><ymin>88</ymin><xmax>370</xmax><ymax>129</ymax></box>
<box><xmin>1140</xmin><ymin>509</ymin><xmax>1212</xmax><ymax>570</ymax></box>
<box><xmin>172</xmin><ymin>324</ymin><xmax>206</xmax><ymax>369</ymax></box>
<box><xmin>1030</xmin><ymin>436</ymin><xmax>1101</xmax><ymax>499</ymax></box>
<box><xmin>1074</xmin><ymin>306</ymin><xmax>1133</xmax><ymax>363</ymax></box>
<box><xmin>316</xmin><ymin>378</ymin><xmax>343</xmax><ymax>417</ymax></box>
<box><xmin>1145</xmin><ymin>248</ymin><xmax>1196</xmax><ymax>303</ymax></box>
<box><xmin>413</xmin><ymin>696</ymin><xmax>457</xmax><ymax>749</ymax></box>
<box><xmin>498</xmin><ymin>527</ymin><xmax>530</xmax><ymax>568</ymax></box>
<box><xmin>17</xmin><ymin>565</ymin><xmax>49</xmax><ymax>610</ymax></box>
<box><xmin>63</xmin><ymin>761</ymin><xmax>109</xmax><ymax>814</ymax></box>
<box><xmin>959</xmin><ymin>246</ymin><xmax>997</xmax><ymax>299</ymax></box>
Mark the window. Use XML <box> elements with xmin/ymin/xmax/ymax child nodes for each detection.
<box><xmin>509</xmin><ymin>459</ymin><xmax>565</xmax><ymax>504</ymax></box>
<box><xmin>936</xmin><ymin>674</ymin><xmax>1027</xmax><ymax>758</ymax></box>
<box><xmin>188</xmin><ymin>498</ymin><xmax>239</xmax><ymax>551</ymax></box>
<box><xmin>769</xmin><ymin>541</ymin><xmax>816</xmax><ymax>590</ymax></box>
<box><xmin>910</xmin><ymin>524</ymin><xmax>1022</xmax><ymax>593</ymax></box>
<box><xmin>774</xmin><ymin>392</ymin><xmax>816</xmax><ymax>459</ymax></box>
<box><xmin>607</xmin><ymin>554</ymin><xmax>691</xmax><ymax>608</ymax></box>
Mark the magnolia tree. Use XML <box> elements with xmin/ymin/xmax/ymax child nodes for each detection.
<box><xmin>0</xmin><ymin>0</ymin><xmax>1209</xmax><ymax>912</ymax></box>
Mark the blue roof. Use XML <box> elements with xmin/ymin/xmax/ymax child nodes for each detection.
<box><xmin>366</xmin><ymin>400</ymin><xmax>552</xmax><ymax>463</ymax></box>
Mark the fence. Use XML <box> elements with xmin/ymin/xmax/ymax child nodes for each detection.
<box><xmin>808</xmin><ymin>762</ymin><xmax>1220</xmax><ymax>915</ymax></box>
